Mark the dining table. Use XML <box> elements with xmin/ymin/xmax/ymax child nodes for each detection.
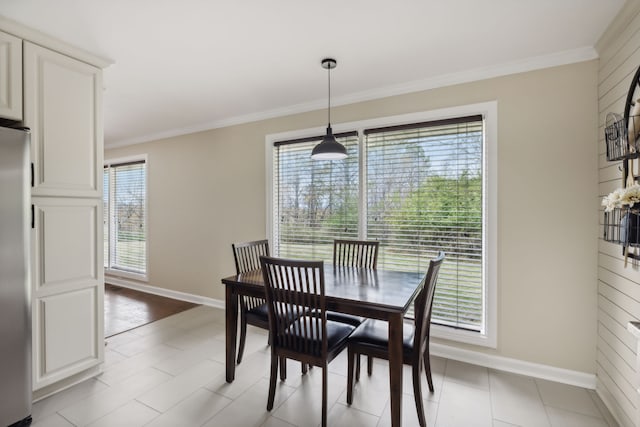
<box><xmin>221</xmin><ymin>263</ymin><xmax>425</xmax><ymax>427</ymax></box>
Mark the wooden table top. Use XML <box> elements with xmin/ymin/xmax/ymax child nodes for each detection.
<box><xmin>222</xmin><ymin>264</ymin><xmax>425</xmax><ymax>317</ymax></box>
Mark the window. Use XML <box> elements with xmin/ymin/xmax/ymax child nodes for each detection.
<box><xmin>268</xmin><ymin>103</ymin><xmax>496</xmax><ymax>347</ymax></box>
<box><xmin>273</xmin><ymin>132</ymin><xmax>359</xmax><ymax>260</ymax></box>
<box><xmin>103</xmin><ymin>158</ymin><xmax>147</xmax><ymax>278</ymax></box>
<box><xmin>365</xmin><ymin>117</ymin><xmax>483</xmax><ymax>331</ymax></box>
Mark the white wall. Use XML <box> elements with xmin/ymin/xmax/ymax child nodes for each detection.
<box><xmin>106</xmin><ymin>60</ymin><xmax>599</xmax><ymax>375</ymax></box>
<box><xmin>596</xmin><ymin>1</ymin><xmax>640</xmax><ymax>425</ymax></box>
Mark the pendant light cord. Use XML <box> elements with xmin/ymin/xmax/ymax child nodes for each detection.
<box><xmin>327</xmin><ymin>64</ymin><xmax>331</xmax><ymax>127</ymax></box>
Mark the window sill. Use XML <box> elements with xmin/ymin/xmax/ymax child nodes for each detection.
<box><xmin>431</xmin><ymin>324</ymin><xmax>496</xmax><ymax>348</ymax></box>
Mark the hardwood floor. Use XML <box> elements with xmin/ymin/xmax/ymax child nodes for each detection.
<box><xmin>104</xmin><ymin>284</ymin><xmax>198</xmax><ymax>337</ymax></box>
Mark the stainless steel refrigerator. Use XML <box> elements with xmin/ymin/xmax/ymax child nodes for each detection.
<box><xmin>0</xmin><ymin>126</ymin><xmax>32</xmax><ymax>427</ymax></box>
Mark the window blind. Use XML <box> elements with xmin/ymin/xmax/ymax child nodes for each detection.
<box><xmin>103</xmin><ymin>169</ymin><xmax>109</xmax><ymax>269</ymax></box>
<box><xmin>365</xmin><ymin>115</ymin><xmax>483</xmax><ymax>331</ymax></box>
<box><xmin>271</xmin><ymin>115</ymin><xmax>486</xmax><ymax>333</ymax></box>
<box><xmin>273</xmin><ymin>132</ymin><xmax>359</xmax><ymax>261</ymax></box>
<box><xmin>104</xmin><ymin>160</ymin><xmax>147</xmax><ymax>275</ymax></box>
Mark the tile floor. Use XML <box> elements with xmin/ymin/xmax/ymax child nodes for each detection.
<box><xmin>32</xmin><ymin>306</ymin><xmax>618</xmax><ymax>427</ymax></box>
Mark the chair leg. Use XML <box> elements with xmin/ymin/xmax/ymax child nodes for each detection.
<box><xmin>267</xmin><ymin>352</ymin><xmax>278</xmax><ymax>411</ymax></box>
<box><xmin>367</xmin><ymin>355</ymin><xmax>373</xmax><ymax>376</ymax></box>
<box><xmin>355</xmin><ymin>353</ymin><xmax>361</xmax><ymax>381</ymax></box>
<box><xmin>413</xmin><ymin>363</ymin><xmax>427</xmax><ymax>427</ymax></box>
<box><xmin>236</xmin><ymin>311</ymin><xmax>248</xmax><ymax>364</ymax></box>
<box><xmin>347</xmin><ymin>347</ymin><xmax>354</xmax><ymax>405</ymax></box>
<box><xmin>301</xmin><ymin>362</ymin><xmax>308</xmax><ymax>375</ymax></box>
<box><xmin>322</xmin><ymin>365</ymin><xmax>328</xmax><ymax>427</ymax></box>
<box><xmin>279</xmin><ymin>356</ymin><xmax>287</xmax><ymax>381</ymax></box>
<box><xmin>424</xmin><ymin>355</ymin><xmax>434</xmax><ymax>392</ymax></box>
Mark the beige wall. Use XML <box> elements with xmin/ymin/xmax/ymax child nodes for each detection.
<box><xmin>596</xmin><ymin>1</ymin><xmax>640</xmax><ymax>426</ymax></box>
<box><xmin>106</xmin><ymin>60</ymin><xmax>599</xmax><ymax>374</ymax></box>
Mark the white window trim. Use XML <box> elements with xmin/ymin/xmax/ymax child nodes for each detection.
<box><xmin>265</xmin><ymin>101</ymin><xmax>497</xmax><ymax>348</ymax></box>
<box><xmin>104</xmin><ymin>154</ymin><xmax>149</xmax><ymax>282</ymax></box>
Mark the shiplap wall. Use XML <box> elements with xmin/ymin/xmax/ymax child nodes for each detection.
<box><xmin>598</xmin><ymin>3</ymin><xmax>640</xmax><ymax>426</ymax></box>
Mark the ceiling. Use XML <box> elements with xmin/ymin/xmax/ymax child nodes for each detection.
<box><xmin>0</xmin><ymin>0</ymin><xmax>627</xmax><ymax>147</ymax></box>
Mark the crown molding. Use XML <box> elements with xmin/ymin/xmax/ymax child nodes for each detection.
<box><xmin>0</xmin><ymin>14</ymin><xmax>113</xmax><ymax>68</ymax></box>
<box><xmin>105</xmin><ymin>46</ymin><xmax>597</xmax><ymax>149</ymax></box>
<box><xmin>334</xmin><ymin>46</ymin><xmax>598</xmax><ymax>106</ymax></box>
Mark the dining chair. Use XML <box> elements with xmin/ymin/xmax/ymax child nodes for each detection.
<box><xmin>331</xmin><ymin>239</ymin><xmax>380</xmax><ymax>374</ymax></box>
<box><xmin>346</xmin><ymin>251</ymin><xmax>445</xmax><ymax>427</ymax></box>
<box><xmin>333</xmin><ymin>239</ymin><xmax>380</xmax><ymax>269</ymax></box>
<box><xmin>328</xmin><ymin>239</ymin><xmax>380</xmax><ymax>327</ymax></box>
<box><xmin>231</xmin><ymin>239</ymin><xmax>270</xmax><ymax>364</ymax></box>
<box><xmin>260</xmin><ymin>256</ymin><xmax>356</xmax><ymax>427</ymax></box>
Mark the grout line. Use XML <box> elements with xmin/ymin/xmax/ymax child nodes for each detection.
<box><xmin>532</xmin><ymin>377</ymin><xmax>554</xmax><ymax>426</ymax></box>
<box><xmin>487</xmin><ymin>365</ymin><xmax>495</xmax><ymax>424</ymax></box>
<box><xmin>57</xmin><ymin>412</ymin><xmax>78</xmax><ymax>427</ymax></box>
<box><xmin>132</xmin><ymin>397</ymin><xmax>162</xmax><ymax>416</ymax></box>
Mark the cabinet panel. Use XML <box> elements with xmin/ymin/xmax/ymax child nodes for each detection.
<box><xmin>0</xmin><ymin>30</ymin><xmax>22</xmax><ymax>120</ymax></box>
<box><xmin>32</xmin><ymin>198</ymin><xmax>100</xmax><ymax>292</ymax></box>
<box><xmin>31</xmin><ymin>197</ymin><xmax>104</xmax><ymax>390</ymax></box>
<box><xmin>33</xmin><ymin>287</ymin><xmax>102</xmax><ymax>388</ymax></box>
<box><xmin>24</xmin><ymin>41</ymin><xmax>103</xmax><ymax>197</ymax></box>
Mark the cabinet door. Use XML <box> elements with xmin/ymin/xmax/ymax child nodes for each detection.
<box><xmin>31</xmin><ymin>197</ymin><xmax>104</xmax><ymax>390</ymax></box>
<box><xmin>24</xmin><ymin>42</ymin><xmax>103</xmax><ymax>198</ymax></box>
<box><xmin>0</xmin><ymin>30</ymin><xmax>22</xmax><ymax>120</ymax></box>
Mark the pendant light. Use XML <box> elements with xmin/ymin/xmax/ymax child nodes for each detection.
<box><xmin>311</xmin><ymin>58</ymin><xmax>347</xmax><ymax>160</ymax></box>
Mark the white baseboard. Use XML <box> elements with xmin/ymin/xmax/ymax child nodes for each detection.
<box><xmin>430</xmin><ymin>343</ymin><xmax>596</xmax><ymax>389</ymax></box>
<box><xmin>105</xmin><ymin>276</ymin><xmax>225</xmax><ymax>310</ymax></box>
<box><xmin>33</xmin><ymin>365</ymin><xmax>103</xmax><ymax>402</ymax></box>
<box><xmin>106</xmin><ymin>276</ymin><xmax>597</xmax><ymax>390</ymax></box>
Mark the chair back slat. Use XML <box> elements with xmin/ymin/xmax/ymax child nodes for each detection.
<box><xmin>333</xmin><ymin>239</ymin><xmax>379</xmax><ymax>269</ymax></box>
<box><xmin>232</xmin><ymin>239</ymin><xmax>270</xmax><ymax>310</ymax></box>
<box><xmin>413</xmin><ymin>252</ymin><xmax>445</xmax><ymax>358</ymax></box>
<box><xmin>232</xmin><ymin>239</ymin><xmax>270</xmax><ymax>274</ymax></box>
<box><xmin>260</xmin><ymin>256</ymin><xmax>327</xmax><ymax>358</ymax></box>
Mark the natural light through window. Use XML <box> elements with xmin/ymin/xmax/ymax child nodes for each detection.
<box><xmin>267</xmin><ymin>103</ymin><xmax>497</xmax><ymax>347</ymax></box>
<box><xmin>104</xmin><ymin>158</ymin><xmax>148</xmax><ymax>278</ymax></box>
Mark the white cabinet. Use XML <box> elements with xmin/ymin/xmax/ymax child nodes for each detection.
<box><xmin>0</xmin><ymin>30</ymin><xmax>22</xmax><ymax>120</ymax></box>
<box><xmin>21</xmin><ymin>41</ymin><xmax>105</xmax><ymax>392</ymax></box>
<box><xmin>31</xmin><ymin>197</ymin><xmax>103</xmax><ymax>388</ymax></box>
<box><xmin>23</xmin><ymin>41</ymin><xmax>102</xmax><ymax>198</ymax></box>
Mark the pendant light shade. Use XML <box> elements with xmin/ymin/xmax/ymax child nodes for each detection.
<box><xmin>311</xmin><ymin>125</ymin><xmax>347</xmax><ymax>160</ymax></box>
<box><xmin>311</xmin><ymin>58</ymin><xmax>347</xmax><ymax>160</ymax></box>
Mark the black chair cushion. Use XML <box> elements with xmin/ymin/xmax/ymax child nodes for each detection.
<box><xmin>247</xmin><ymin>303</ymin><xmax>303</xmax><ymax>324</ymax></box>
<box><xmin>348</xmin><ymin>319</ymin><xmax>415</xmax><ymax>353</ymax></box>
<box><xmin>310</xmin><ymin>309</ymin><xmax>365</xmax><ymax>326</ymax></box>
<box><xmin>326</xmin><ymin>311</ymin><xmax>365</xmax><ymax>326</ymax></box>
<box><xmin>282</xmin><ymin>316</ymin><xmax>355</xmax><ymax>352</ymax></box>
<box><xmin>247</xmin><ymin>303</ymin><xmax>269</xmax><ymax>320</ymax></box>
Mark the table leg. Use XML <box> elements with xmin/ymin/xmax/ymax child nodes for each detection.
<box><xmin>225</xmin><ymin>285</ymin><xmax>238</xmax><ymax>383</ymax></box>
<box><xmin>388</xmin><ymin>312</ymin><xmax>403</xmax><ymax>427</ymax></box>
